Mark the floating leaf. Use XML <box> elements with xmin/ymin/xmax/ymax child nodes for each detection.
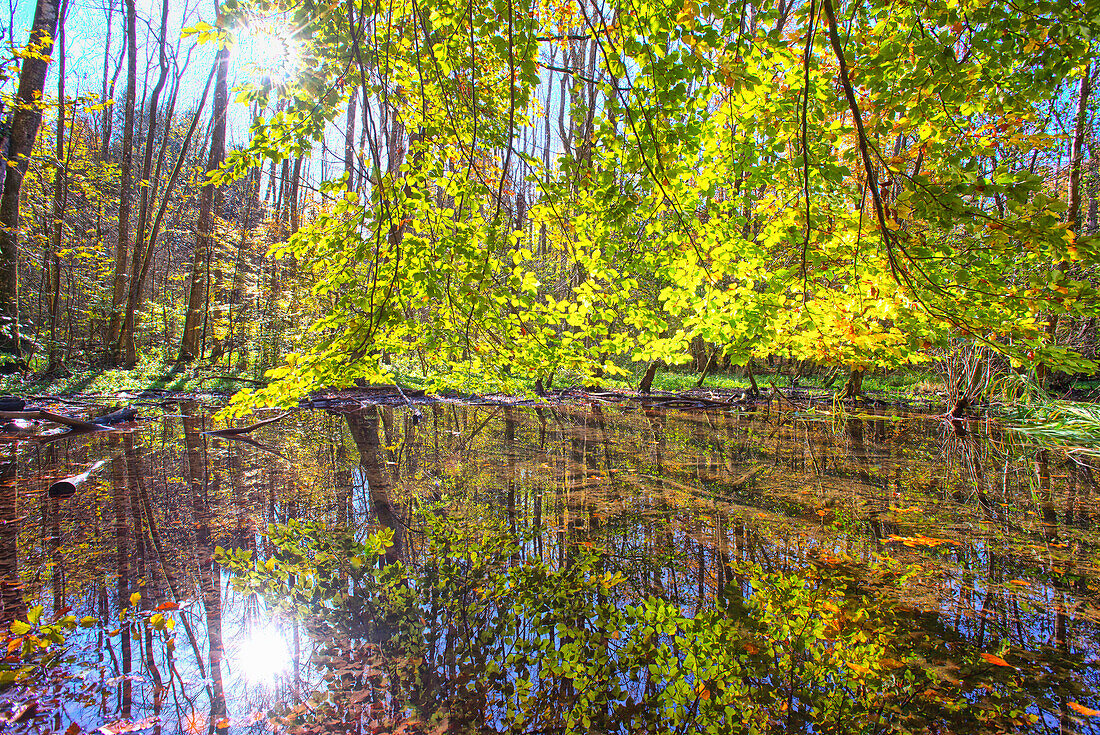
<box><xmin>980</xmin><ymin>653</ymin><xmax>1013</xmax><ymax>668</ymax></box>
<box><xmin>885</xmin><ymin>534</ymin><xmax>958</xmax><ymax>548</ymax></box>
<box><xmin>1068</xmin><ymin>702</ymin><xmax>1100</xmax><ymax>717</ymax></box>
<box><xmin>97</xmin><ymin>716</ymin><xmax>159</xmax><ymax>734</ymax></box>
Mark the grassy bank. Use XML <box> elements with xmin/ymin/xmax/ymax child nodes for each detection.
<box><xmin>0</xmin><ymin>357</ymin><xmax>942</xmax><ymax>404</ymax></box>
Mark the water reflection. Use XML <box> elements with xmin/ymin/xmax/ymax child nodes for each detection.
<box><xmin>0</xmin><ymin>402</ymin><xmax>1097</xmax><ymax>731</ymax></box>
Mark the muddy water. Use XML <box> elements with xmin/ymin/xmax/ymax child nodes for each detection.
<box><xmin>0</xmin><ymin>400</ymin><xmax>1098</xmax><ymax>733</ymax></box>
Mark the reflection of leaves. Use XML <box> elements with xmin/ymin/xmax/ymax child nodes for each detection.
<box><xmin>980</xmin><ymin>652</ymin><xmax>1013</xmax><ymax>668</ymax></box>
<box><xmin>96</xmin><ymin>716</ymin><xmax>159</xmax><ymax>734</ymax></box>
<box><xmin>885</xmin><ymin>534</ymin><xmax>958</xmax><ymax>548</ymax></box>
<box><xmin>1068</xmin><ymin>702</ymin><xmax>1100</xmax><ymax>716</ymax></box>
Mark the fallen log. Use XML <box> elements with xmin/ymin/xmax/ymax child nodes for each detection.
<box><xmin>0</xmin><ymin>410</ymin><xmax>100</xmax><ymax>431</ymax></box>
<box><xmin>49</xmin><ymin>459</ymin><xmax>110</xmax><ymax>498</ymax></box>
<box><xmin>0</xmin><ymin>395</ymin><xmax>25</xmax><ymax>411</ymax></box>
<box><xmin>95</xmin><ymin>406</ymin><xmax>139</xmax><ymax>425</ymax></box>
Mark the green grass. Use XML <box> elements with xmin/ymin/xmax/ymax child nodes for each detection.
<box><xmin>1004</xmin><ymin>400</ymin><xmax>1100</xmax><ymax>455</ymax></box>
<box><xmin>0</xmin><ymin>356</ymin><xmax>268</xmax><ymax>398</ymax></box>
<box><xmin>0</xmin><ymin>352</ymin><xmax>944</xmax><ymax>404</ymax></box>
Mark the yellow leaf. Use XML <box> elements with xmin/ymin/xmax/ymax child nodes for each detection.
<box><xmin>129</xmin><ymin>591</ymin><xmax>141</xmax><ymax>608</ymax></box>
<box><xmin>847</xmin><ymin>661</ymin><xmax>871</xmax><ymax>676</ymax></box>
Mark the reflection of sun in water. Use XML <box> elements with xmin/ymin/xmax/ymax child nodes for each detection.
<box><xmin>236</xmin><ymin>22</ymin><xmax>302</xmax><ymax>86</ymax></box>
<box><xmin>237</xmin><ymin>623</ymin><xmax>292</xmax><ymax>685</ymax></box>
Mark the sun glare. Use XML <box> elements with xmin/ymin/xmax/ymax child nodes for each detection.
<box><xmin>236</xmin><ymin>623</ymin><xmax>292</xmax><ymax>685</ymax></box>
<box><xmin>237</xmin><ymin>22</ymin><xmax>302</xmax><ymax>86</ymax></box>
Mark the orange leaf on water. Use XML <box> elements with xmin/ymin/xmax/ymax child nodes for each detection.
<box><xmin>980</xmin><ymin>653</ymin><xmax>1012</xmax><ymax>667</ymax></box>
<box><xmin>154</xmin><ymin>602</ymin><xmax>179</xmax><ymax>611</ymax></box>
<box><xmin>1068</xmin><ymin>702</ymin><xmax>1100</xmax><ymax>716</ymax></box>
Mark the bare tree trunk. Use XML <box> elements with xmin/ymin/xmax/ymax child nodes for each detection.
<box><xmin>180</xmin><ymin>34</ymin><xmax>230</xmax><ymax>362</ymax></box>
<box><xmin>120</xmin><ymin>0</ymin><xmax>170</xmax><ymax>366</ymax></box>
<box><xmin>289</xmin><ymin>155</ymin><xmax>303</xmax><ymax>234</ymax></box>
<box><xmin>0</xmin><ymin>0</ymin><xmax>62</xmax><ymax>360</ymax></box>
<box><xmin>1042</xmin><ymin>64</ymin><xmax>1091</xmax><ymax>385</ymax></box>
<box><xmin>98</xmin><ymin>0</ymin><xmax>115</xmax><ymax>161</ymax></box>
<box><xmin>106</xmin><ymin>0</ymin><xmax>137</xmax><ymax>362</ymax></box>
<box><xmin>46</xmin><ymin>0</ymin><xmax>70</xmax><ymax>373</ymax></box>
<box><xmin>1087</xmin><ymin>152</ymin><xmax>1098</xmax><ymax>236</ymax></box>
<box><xmin>344</xmin><ymin>90</ymin><xmax>357</xmax><ymax>190</ymax></box>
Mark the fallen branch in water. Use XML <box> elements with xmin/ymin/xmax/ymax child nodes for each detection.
<box><xmin>204</xmin><ymin>412</ymin><xmax>288</xmax><ymax>437</ymax></box>
<box><xmin>204</xmin><ymin>433</ymin><xmax>289</xmax><ymax>460</ymax></box>
<box><xmin>95</xmin><ymin>406</ymin><xmax>140</xmax><ymax>425</ymax></box>
<box><xmin>49</xmin><ymin>458</ymin><xmax>111</xmax><ymax>498</ymax></box>
<box><xmin>0</xmin><ymin>410</ymin><xmax>100</xmax><ymax>431</ymax></box>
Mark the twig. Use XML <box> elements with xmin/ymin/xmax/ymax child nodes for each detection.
<box><xmin>203</xmin><ymin>412</ymin><xmax>288</xmax><ymax>437</ymax></box>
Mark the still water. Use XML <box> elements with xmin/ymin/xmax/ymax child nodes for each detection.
<box><xmin>0</xmin><ymin>398</ymin><xmax>1098</xmax><ymax>733</ymax></box>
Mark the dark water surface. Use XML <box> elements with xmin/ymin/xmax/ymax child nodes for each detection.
<box><xmin>1</xmin><ymin>399</ymin><xmax>1099</xmax><ymax>733</ymax></box>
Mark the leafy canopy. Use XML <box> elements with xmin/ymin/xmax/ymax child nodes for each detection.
<box><xmin>208</xmin><ymin>0</ymin><xmax>1099</xmax><ymax>412</ymax></box>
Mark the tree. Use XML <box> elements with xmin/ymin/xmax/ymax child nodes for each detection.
<box><xmin>0</xmin><ymin>0</ymin><xmax>62</xmax><ymax>362</ymax></box>
<box><xmin>180</xmin><ymin>14</ymin><xmax>231</xmax><ymax>362</ymax></box>
<box><xmin>199</xmin><ymin>0</ymin><xmax>1098</xmax><ymax>415</ymax></box>
<box><xmin>105</xmin><ymin>0</ymin><xmax>137</xmax><ymax>363</ymax></box>
<box><xmin>45</xmin><ymin>0</ymin><xmax>70</xmax><ymax>374</ymax></box>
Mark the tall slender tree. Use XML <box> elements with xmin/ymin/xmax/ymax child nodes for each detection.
<box><xmin>0</xmin><ymin>0</ymin><xmax>62</xmax><ymax>361</ymax></box>
<box><xmin>118</xmin><ymin>0</ymin><xmax>171</xmax><ymax>366</ymax></box>
<box><xmin>106</xmin><ymin>0</ymin><xmax>138</xmax><ymax>363</ymax></box>
<box><xmin>46</xmin><ymin>0</ymin><xmax>70</xmax><ymax>373</ymax></box>
<box><xmin>180</xmin><ymin>9</ymin><xmax>230</xmax><ymax>362</ymax></box>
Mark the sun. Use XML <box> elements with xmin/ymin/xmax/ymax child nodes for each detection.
<box><xmin>236</xmin><ymin>21</ymin><xmax>302</xmax><ymax>87</ymax></box>
<box><xmin>235</xmin><ymin>622</ymin><xmax>293</xmax><ymax>685</ymax></box>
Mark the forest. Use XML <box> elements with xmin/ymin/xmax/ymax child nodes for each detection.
<box><xmin>0</xmin><ymin>0</ymin><xmax>1093</xmax><ymax>406</ymax></box>
<box><xmin>0</xmin><ymin>0</ymin><xmax>1099</xmax><ymax>733</ymax></box>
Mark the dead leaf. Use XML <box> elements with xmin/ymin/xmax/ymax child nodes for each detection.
<box><xmin>97</xmin><ymin>716</ymin><xmax>159</xmax><ymax>734</ymax></box>
<box><xmin>886</xmin><ymin>534</ymin><xmax>958</xmax><ymax>548</ymax></box>
<box><xmin>1068</xmin><ymin>702</ymin><xmax>1100</xmax><ymax>717</ymax></box>
<box><xmin>980</xmin><ymin>653</ymin><xmax>1013</xmax><ymax>668</ymax></box>
<box><xmin>154</xmin><ymin>602</ymin><xmax>179</xmax><ymax>611</ymax></box>
<box><xmin>65</xmin><ymin>723</ymin><xmax>82</xmax><ymax>735</ymax></box>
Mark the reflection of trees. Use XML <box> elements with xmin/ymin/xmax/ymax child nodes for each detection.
<box><xmin>346</xmin><ymin>408</ymin><xmax>405</xmax><ymax>565</ymax></box>
<box><xmin>1</xmin><ymin>402</ymin><xmax>1098</xmax><ymax>730</ymax></box>
<box><xmin>182</xmin><ymin>405</ymin><xmax>227</xmax><ymax>722</ymax></box>
<box><xmin>0</xmin><ymin>460</ymin><xmax>25</xmax><ymax>623</ymax></box>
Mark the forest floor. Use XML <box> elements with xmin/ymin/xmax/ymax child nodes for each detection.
<box><xmin>1</xmin><ymin>359</ymin><xmax>1097</xmax><ymax>417</ymax></box>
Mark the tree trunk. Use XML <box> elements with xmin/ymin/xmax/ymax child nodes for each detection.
<box><xmin>119</xmin><ymin>0</ymin><xmax>170</xmax><ymax>366</ymax></box>
<box><xmin>180</xmin><ymin>33</ymin><xmax>230</xmax><ymax>362</ymax></box>
<box><xmin>344</xmin><ymin>89</ymin><xmax>357</xmax><ymax>190</ymax></box>
<box><xmin>98</xmin><ymin>0</ymin><xmax>115</xmax><ymax>161</ymax></box>
<box><xmin>639</xmin><ymin>360</ymin><xmax>660</xmax><ymax>394</ymax></box>
<box><xmin>46</xmin><ymin>0</ymin><xmax>69</xmax><ymax>373</ymax></box>
<box><xmin>289</xmin><ymin>155</ymin><xmax>303</xmax><ymax>234</ymax></box>
<box><xmin>0</xmin><ymin>0</ymin><xmax>62</xmax><ymax>360</ymax></box>
<box><xmin>1041</xmin><ymin>64</ymin><xmax>1091</xmax><ymax>386</ymax></box>
<box><xmin>839</xmin><ymin>367</ymin><xmax>864</xmax><ymax>400</ymax></box>
<box><xmin>1087</xmin><ymin>153</ymin><xmax>1098</xmax><ymax>236</ymax></box>
<box><xmin>105</xmin><ymin>0</ymin><xmax>137</xmax><ymax>362</ymax></box>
